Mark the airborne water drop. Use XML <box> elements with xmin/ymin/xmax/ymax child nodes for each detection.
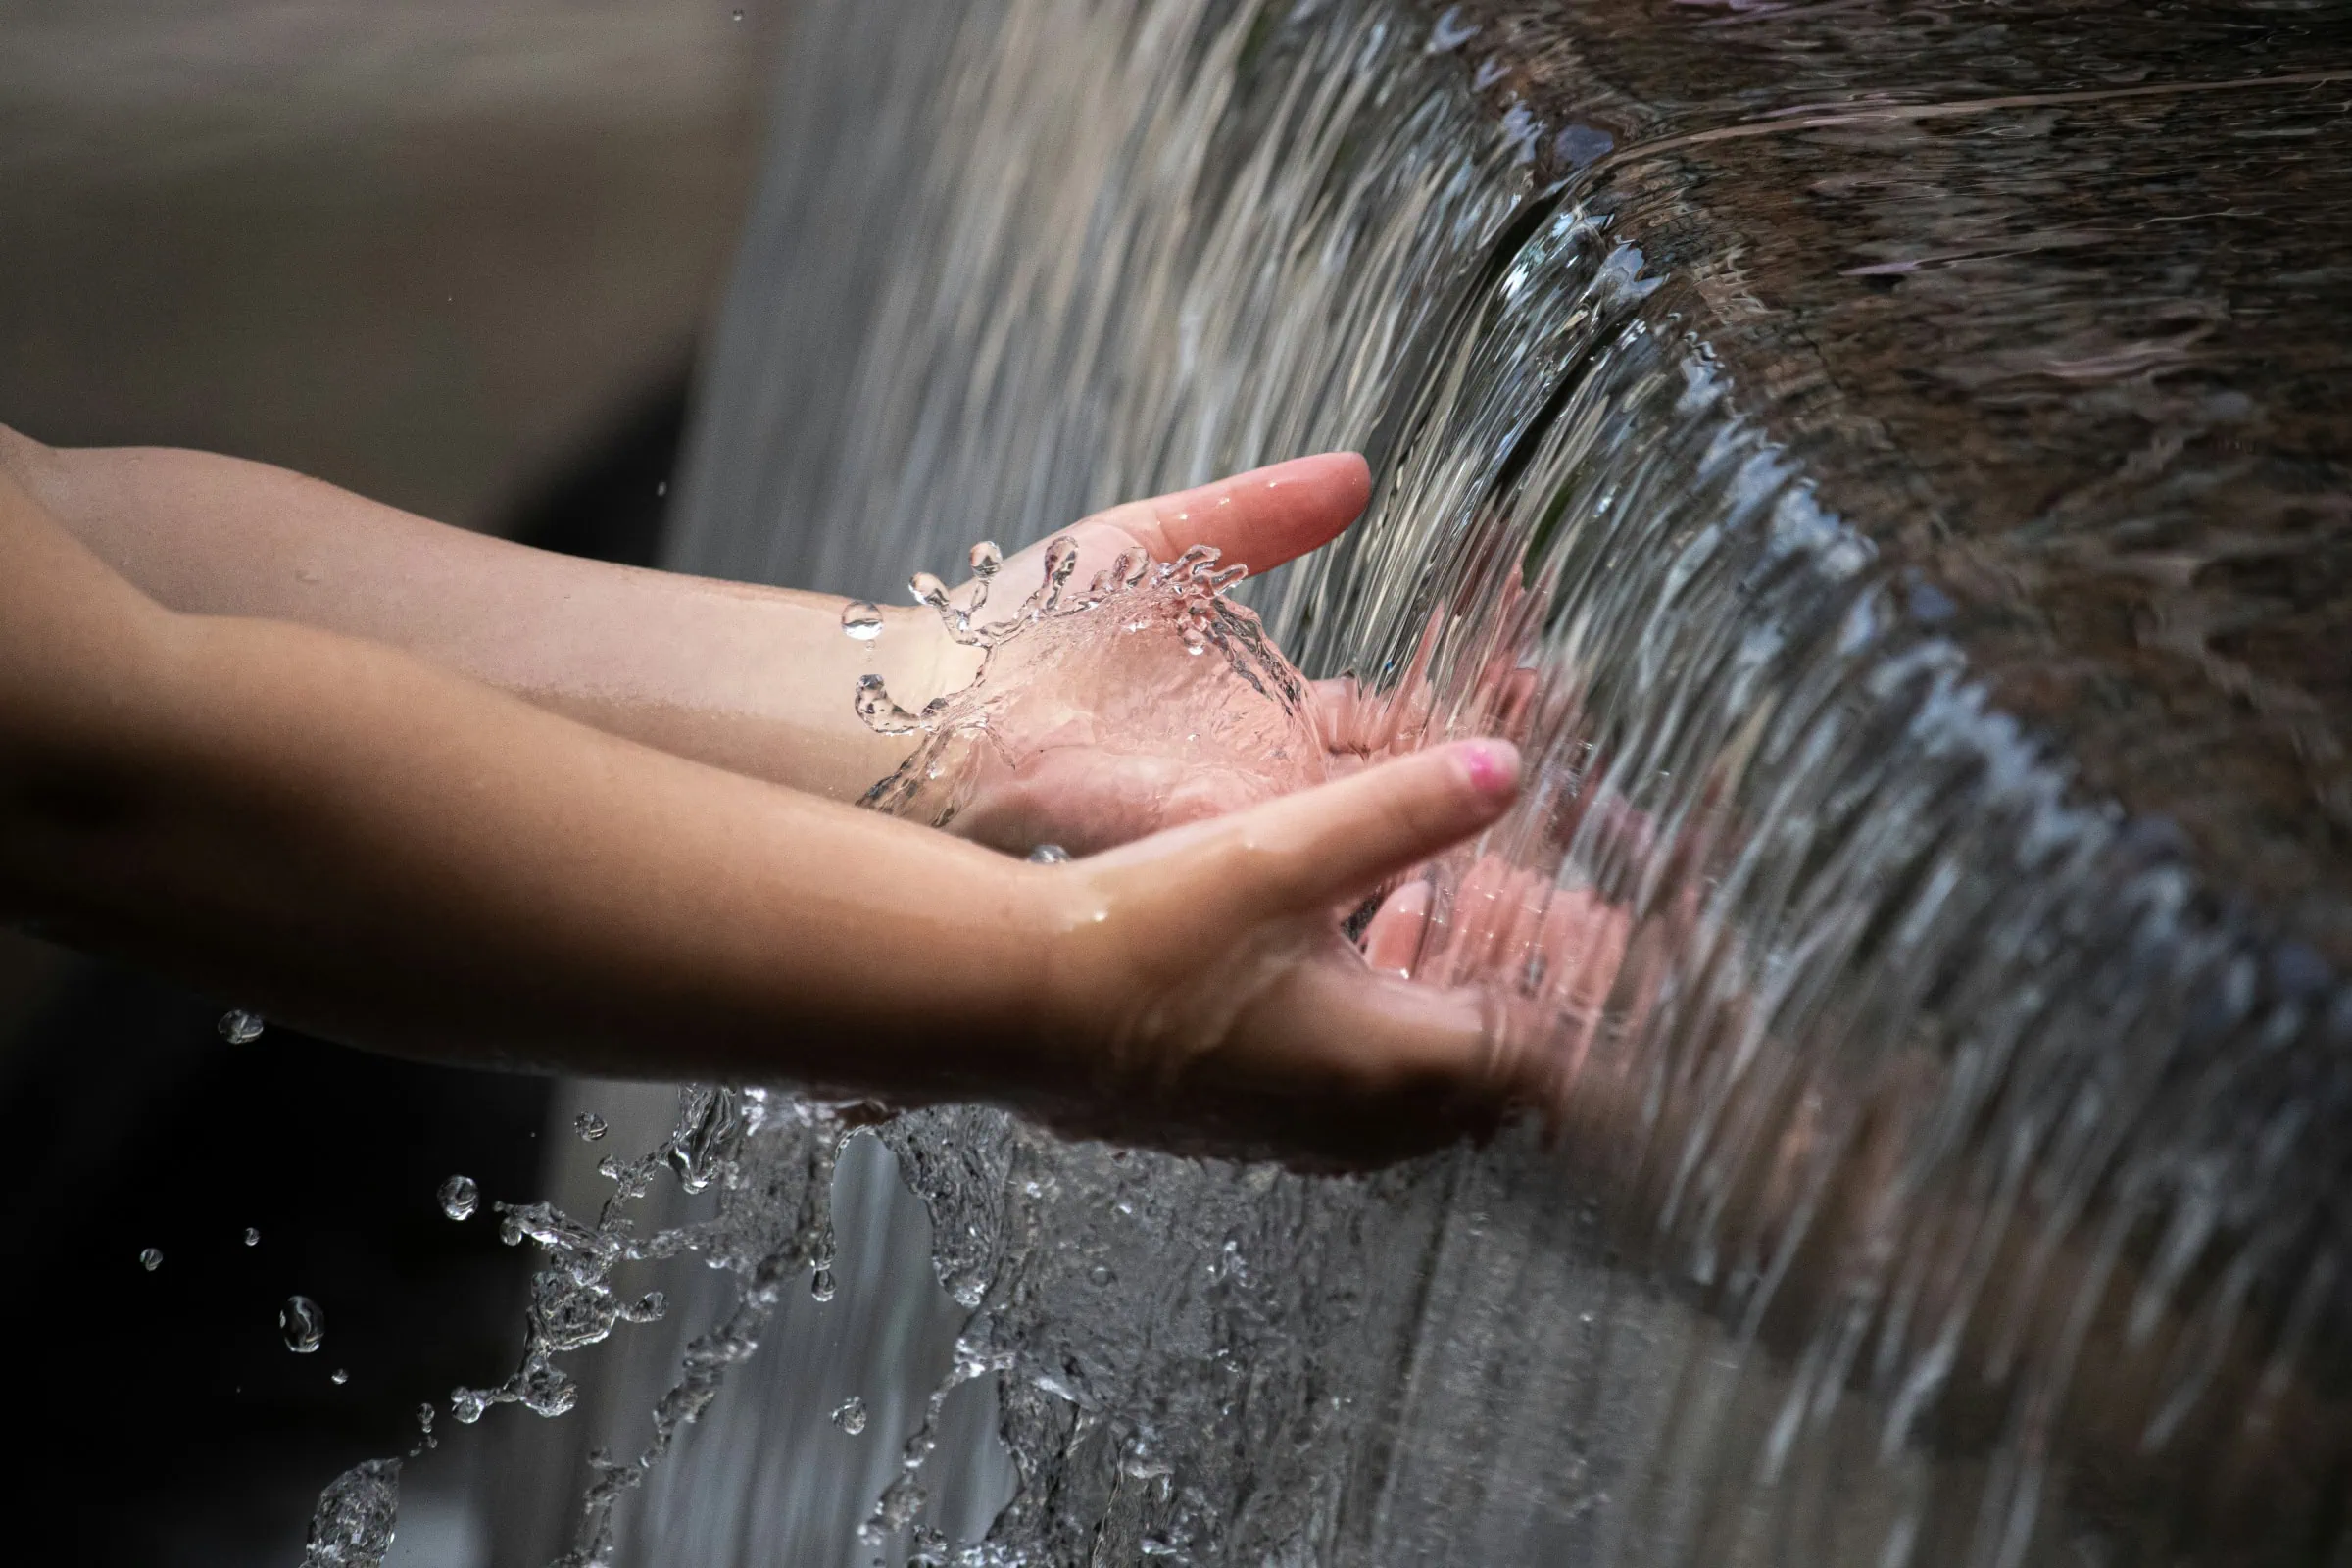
<box><xmin>282</xmin><ymin>1294</ymin><xmax>325</xmax><ymax>1353</ymax></box>
<box><xmin>841</xmin><ymin>600</ymin><xmax>885</xmax><ymax>641</ymax></box>
<box><xmin>437</xmin><ymin>1174</ymin><xmax>478</xmax><ymax>1221</ymax></box>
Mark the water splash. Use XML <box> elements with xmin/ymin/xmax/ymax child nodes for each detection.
<box><xmin>374</xmin><ymin>1088</ymin><xmax>859</xmax><ymax>1567</ymax></box>
<box><xmin>301</xmin><ymin>1458</ymin><xmax>400</xmax><ymax>1568</ymax></box>
<box><xmin>856</xmin><ymin>537</ymin><xmax>1322</xmax><ymax>852</ymax></box>
<box><xmin>437</xmin><ymin>1175</ymin><xmax>478</xmax><ymax>1221</ymax></box>
<box><xmin>281</xmin><ymin>1295</ymin><xmax>324</xmax><ymax>1354</ymax></box>
<box><xmin>437</xmin><ymin>0</ymin><xmax>2352</xmax><ymax>1560</ymax></box>
<box><xmin>218</xmin><ymin>1009</ymin><xmax>265</xmax><ymax>1044</ymax></box>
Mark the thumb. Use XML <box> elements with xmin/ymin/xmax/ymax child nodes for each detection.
<box><xmin>1162</xmin><ymin>740</ymin><xmax>1521</xmax><ymax>919</ymax></box>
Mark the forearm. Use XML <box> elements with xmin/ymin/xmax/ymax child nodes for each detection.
<box><xmin>0</xmin><ymin>483</ymin><xmax>1054</xmax><ymax>1096</ymax></box>
<box><xmin>0</xmin><ymin>429</ymin><xmax>957</xmax><ymax>802</ymax></box>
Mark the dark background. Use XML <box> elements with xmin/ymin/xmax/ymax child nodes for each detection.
<box><xmin>0</xmin><ymin>4</ymin><xmax>772</xmax><ymax>1560</ymax></box>
<box><xmin>0</xmin><ymin>390</ymin><xmax>687</xmax><ymax>1567</ymax></box>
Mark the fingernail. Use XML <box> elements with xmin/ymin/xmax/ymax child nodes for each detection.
<box><xmin>1459</xmin><ymin>740</ymin><xmax>1521</xmax><ymax>800</ymax></box>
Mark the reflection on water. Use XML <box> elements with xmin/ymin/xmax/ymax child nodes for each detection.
<box><xmin>425</xmin><ymin>0</ymin><xmax>2352</xmax><ymax>1563</ymax></box>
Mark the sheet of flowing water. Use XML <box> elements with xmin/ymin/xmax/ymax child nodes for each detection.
<box><xmin>320</xmin><ymin>1</ymin><xmax>2351</xmax><ymax>1564</ymax></box>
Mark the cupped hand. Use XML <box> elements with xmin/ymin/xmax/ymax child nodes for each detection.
<box><xmin>1360</xmin><ymin>853</ymin><xmax>1633</xmax><ymax>1127</ymax></box>
<box><xmin>927</xmin><ymin>455</ymin><xmax>1373</xmax><ymax>857</ymax></box>
<box><xmin>1004</xmin><ymin>738</ymin><xmax>1557</xmax><ymax>1168</ymax></box>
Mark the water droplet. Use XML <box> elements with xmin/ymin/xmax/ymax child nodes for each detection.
<box><xmin>218</xmin><ymin>1009</ymin><xmax>265</xmax><ymax>1044</ymax></box>
<box><xmin>1427</xmin><ymin>4</ymin><xmax>1480</xmax><ymax>52</ymax></box>
<box><xmin>1026</xmin><ymin>843</ymin><xmax>1072</xmax><ymax>864</ymax></box>
<box><xmin>831</xmin><ymin>1395</ymin><xmax>869</xmax><ymax>1436</ymax></box>
<box><xmin>655</xmin><ymin>479</ymin><xmax>668</xmax><ymax>498</ymax></box>
<box><xmin>841</xmin><ymin>600</ymin><xmax>885</xmax><ymax>641</ymax></box>
<box><xmin>907</xmin><ymin>570</ymin><xmax>950</xmax><ymax>608</ymax></box>
<box><xmin>450</xmin><ymin>1387</ymin><xmax>490</xmax><ymax>1425</ymax></box>
<box><xmin>730</xmin><ymin>6</ymin><xmax>744</xmax><ymax>19</ymax></box>
<box><xmin>628</xmin><ymin>1291</ymin><xmax>668</xmax><ymax>1323</ymax></box>
<box><xmin>139</xmin><ymin>1247</ymin><xmax>162</xmax><ymax>1272</ymax></box>
<box><xmin>331</xmin><ymin>1368</ymin><xmax>349</xmax><ymax>1386</ymax></box>
<box><xmin>244</xmin><ymin>1227</ymin><xmax>261</xmax><ymax>1247</ymax></box>
<box><xmin>304</xmin><ymin>1457</ymin><xmax>400</xmax><ymax>1567</ymax></box>
<box><xmin>855</xmin><ymin>671</ymin><xmax>923</xmax><ymax>734</ymax></box>
<box><xmin>574</xmin><ymin>1112</ymin><xmax>608</xmax><ymax>1142</ymax></box>
<box><xmin>968</xmin><ymin>541</ymin><xmax>1003</xmax><ymax>577</ymax></box>
<box><xmin>810</xmin><ymin>1265</ymin><xmax>837</xmax><ymax>1302</ymax></box>
<box><xmin>1089</xmin><ymin>1264</ymin><xmax>1116</xmax><ymax>1287</ymax></box>
<box><xmin>282</xmin><ymin>1294</ymin><xmax>325</xmax><ymax>1353</ymax></box>
<box><xmin>437</xmin><ymin>1175</ymin><xmax>478</xmax><ymax>1221</ymax></box>
<box><xmin>516</xmin><ymin>1353</ymin><xmax>576</xmax><ymax>1417</ymax></box>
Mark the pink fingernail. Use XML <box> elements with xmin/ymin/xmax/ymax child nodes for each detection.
<box><xmin>1460</xmin><ymin>740</ymin><xmax>1520</xmax><ymax>799</ymax></box>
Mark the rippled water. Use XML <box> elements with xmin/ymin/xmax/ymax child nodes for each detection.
<box><xmin>332</xmin><ymin>1</ymin><xmax>2352</xmax><ymax>1563</ymax></box>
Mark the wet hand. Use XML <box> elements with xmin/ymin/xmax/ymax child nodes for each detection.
<box><xmin>1360</xmin><ymin>853</ymin><xmax>1632</xmax><ymax>1125</ymax></box>
<box><xmin>932</xmin><ymin>454</ymin><xmax>1374</xmax><ymax>857</ymax></box>
<box><xmin>1004</xmin><ymin>738</ymin><xmax>1557</xmax><ymax>1167</ymax></box>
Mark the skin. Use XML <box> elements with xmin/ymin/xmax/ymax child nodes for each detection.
<box><xmin>0</xmin><ymin>431</ymin><xmax>1546</xmax><ymax>1167</ymax></box>
<box><xmin>9</xmin><ymin>435</ymin><xmax>2329</xmax><ymax>1524</ymax></box>
<box><xmin>0</xmin><ymin>429</ymin><xmax>1379</xmax><ymax>809</ymax></box>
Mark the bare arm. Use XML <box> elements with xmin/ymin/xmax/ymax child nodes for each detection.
<box><xmin>0</xmin><ymin>430</ymin><xmax>1378</xmax><ymax>812</ymax></box>
<box><xmin>0</xmin><ymin>426</ymin><xmax>940</xmax><ymax>800</ymax></box>
<box><xmin>0</xmin><ymin>464</ymin><xmax>1532</xmax><ymax>1164</ymax></box>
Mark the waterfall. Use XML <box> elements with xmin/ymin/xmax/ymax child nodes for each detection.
<box><xmin>456</xmin><ymin>2</ymin><xmax>2352</xmax><ymax>1564</ymax></box>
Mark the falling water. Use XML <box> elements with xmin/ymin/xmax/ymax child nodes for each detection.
<box><xmin>346</xmin><ymin>1</ymin><xmax>2352</xmax><ymax>1564</ymax></box>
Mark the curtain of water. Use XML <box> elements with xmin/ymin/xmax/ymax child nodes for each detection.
<box><xmin>452</xmin><ymin>2</ymin><xmax>2352</xmax><ymax>1564</ymax></box>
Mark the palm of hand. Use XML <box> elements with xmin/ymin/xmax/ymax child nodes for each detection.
<box><xmin>937</xmin><ymin>478</ymin><xmax>1551</xmax><ymax>895</ymax></box>
<box><xmin>901</xmin><ymin>460</ymin><xmax>1369</xmax><ymax>857</ymax></box>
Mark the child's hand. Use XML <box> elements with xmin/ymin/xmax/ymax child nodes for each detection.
<box><xmin>922</xmin><ymin>455</ymin><xmax>1373</xmax><ymax>856</ymax></box>
<box><xmin>1001</xmin><ymin>738</ymin><xmax>1550</xmax><ymax>1167</ymax></box>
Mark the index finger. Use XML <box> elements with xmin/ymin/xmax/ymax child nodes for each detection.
<box><xmin>1082</xmin><ymin>453</ymin><xmax>1371</xmax><ymax>574</ymax></box>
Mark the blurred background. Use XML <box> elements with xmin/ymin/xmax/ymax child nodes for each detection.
<box><xmin>0</xmin><ymin>2</ymin><xmax>775</xmax><ymax>1560</ymax></box>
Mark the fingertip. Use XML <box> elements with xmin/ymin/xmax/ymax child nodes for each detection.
<box><xmin>1288</xmin><ymin>450</ymin><xmax>1371</xmax><ymax>521</ymax></box>
<box><xmin>1151</xmin><ymin>453</ymin><xmax>1370</xmax><ymax>570</ymax></box>
<box><xmin>1250</xmin><ymin>451</ymin><xmax>1372</xmax><ymax>560</ymax></box>
<box><xmin>1361</xmin><ymin>880</ymin><xmax>1432</xmax><ymax>975</ymax></box>
<box><xmin>1446</xmin><ymin>738</ymin><xmax>1522</xmax><ymax>806</ymax></box>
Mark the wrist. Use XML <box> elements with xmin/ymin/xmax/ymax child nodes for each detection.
<box><xmin>952</xmin><ymin>857</ymin><xmax>1112</xmax><ymax>1114</ymax></box>
<box><xmin>871</xmin><ymin>601</ymin><xmax>981</xmax><ymax>711</ymax></box>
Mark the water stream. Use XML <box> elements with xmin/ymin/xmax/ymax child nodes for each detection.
<box><xmin>311</xmin><ymin>2</ymin><xmax>2352</xmax><ymax>1563</ymax></box>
